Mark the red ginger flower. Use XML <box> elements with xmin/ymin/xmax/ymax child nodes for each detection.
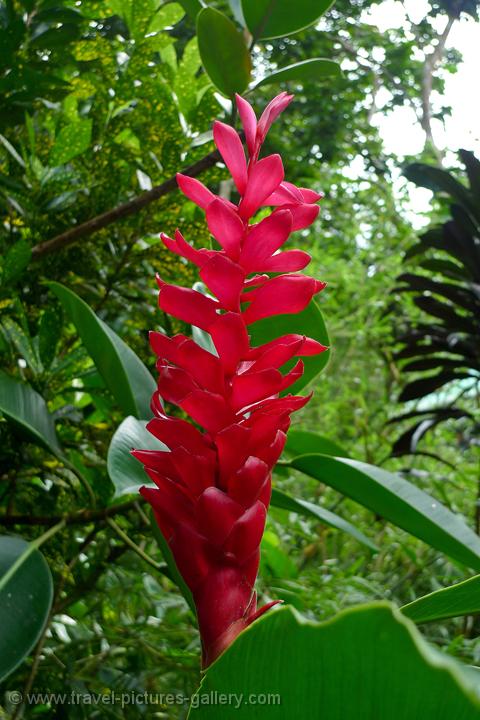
<box><xmin>133</xmin><ymin>92</ymin><xmax>327</xmax><ymax>668</ymax></box>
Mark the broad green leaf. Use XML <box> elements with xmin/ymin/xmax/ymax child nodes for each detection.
<box><xmin>174</xmin><ymin>38</ymin><xmax>203</xmax><ymax>121</ymax></box>
<box><xmin>228</xmin><ymin>0</ymin><xmax>246</xmax><ymax>26</ymax></box>
<box><xmin>108</xmin><ymin>415</ymin><xmax>166</xmax><ymax>498</ymax></box>
<box><xmin>289</xmin><ymin>454</ymin><xmax>480</xmax><ymax>572</ymax></box>
<box><xmin>285</xmin><ymin>429</ymin><xmax>349</xmax><ymax>458</ymax></box>
<box><xmin>459</xmin><ymin>149</ymin><xmax>480</xmax><ymax>197</ymax></box>
<box><xmin>255</xmin><ymin>59</ymin><xmax>341</xmax><ymax>88</ymax></box>
<box><xmin>48</xmin><ymin>282</ymin><xmax>156</xmax><ymax>419</ymax></box>
<box><xmin>178</xmin><ymin>0</ymin><xmax>203</xmax><ymax>20</ymax></box>
<box><xmin>149</xmin><ymin>508</ymin><xmax>196</xmax><ymax>616</ymax></box>
<box><xmin>113</xmin><ymin>128</ymin><xmax>141</xmax><ymax>153</ymax></box>
<box><xmin>399</xmin><ymin>371</ymin><xmax>470</xmax><ymax>402</ymax></box>
<box><xmin>241</xmin><ymin>0</ymin><xmax>334</xmax><ymax>40</ymax></box>
<box><xmin>1</xmin><ymin>317</ymin><xmax>42</xmax><ymax>376</ymax></box>
<box><xmin>0</xmin><ymin>371</ymin><xmax>62</xmax><ymax>456</ymax></box>
<box><xmin>107</xmin><ymin>416</ymin><xmax>196</xmax><ymax>613</ymax></box>
<box><xmin>50</xmin><ymin>118</ymin><xmax>92</xmax><ymax>165</ymax></box>
<box><xmin>0</xmin><ymin>536</ymin><xmax>53</xmax><ymax>682</ymax></box>
<box><xmin>30</xmin><ymin>23</ymin><xmax>80</xmax><ymax>49</ymax></box>
<box><xmin>1</xmin><ymin>238</ymin><xmax>31</xmax><ymax>285</ymax></box>
<box><xmin>261</xmin><ymin>530</ymin><xmax>298</xmax><ymax>579</ymax></box>
<box><xmin>197</xmin><ymin>8</ymin><xmax>251</xmax><ymax>97</ymax></box>
<box><xmin>38</xmin><ymin>306</ymin><xmax>62</xmax><ymax>369</ymax></box>
<box><xmin>33</xmin><ymin>7</ymin><xmax>83</xmax><ymax>24</ymax></box>
<box><xmin>249</xmin><ymin>299</ymin><xmax>329</xmax><ymax>394</ymax></box>
<box><xmin>0</xmin><ymin>133</ymin><xmax>25</xmax><ymax>167</ymax></box>
<box><xmin>149</xmin><ymin>2</ymin><xmax>185</xmax><ymax>31</ymax></box>
<box><xmin>189</xmin><ymin>603</ymin><xmax>480</xmax><ymax>719</ymax></box>
<box><xmin>402</xmin><ymin>574</ymin><xmax>480</xmax><ymax>624</ymax></box>
<box><xmin>271</xmin><ymin>488</ymin><xmax>377</xmax><ymax>552</ymax></box>
<box><xmin>404</xmin><ymin>163</ymin><xmax>476</xmax><ymax>218</ymax></box>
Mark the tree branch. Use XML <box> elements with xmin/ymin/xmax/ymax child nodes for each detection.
<box><xmin>420</xmin><ymin>14</ymin><xmax>456</xmax><ymax>164</ymax></box>
<box><xmin>0</xmin><ymin>498</ymin><xmax>142</xmax><ymax>527</ymax></box>
<box><xmin>106</xmin><ymin>516</ymin><xmax>164</xmax><ymax>572</ymax></box>
<box><xmin>30</xmin><ymin>145</ymin><xmax>223</xmax><ymax>260</ymax></box>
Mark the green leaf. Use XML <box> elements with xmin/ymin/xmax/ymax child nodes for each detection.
<box><xmin>255</xmin><ymin>59</ymin><xmax>342</xmax><ymax>88</ymax></box>
<box><xmin>178</xmin><ymin>0</ymin><xmax>203</xmax><ymax>20</ymax></box>
<box><xmin>261</xmin><ymin>530</ymin><xmax>297</xmax><ymax>579</ymax></box>
<box><xmin>271</xmin><ymin>488</ymin><xmax>378</xmax><ymax>552</ymax></box>
<box><xmin>0</xmin><ymin>133</ymin><xmax>26</xmax><ymax>167</ymax></box>
<box><xmin>113</xmin><ymin>128</ymin><xmax>141</xmax><ymax>153</ymax></box>
<box><xmin>402</xmin><ymin>574</ymin><xmax>480</xmax><ymax>624</ymax></box>
<box><xmin>48</xmin><ymin>282</ymin><xmax>156</xmax><ymax>419</ymax></box>
<box><xmin>0</xmin><ymin>371</ymin><xmax>62</xmax><ymax>456</ymax></box>
<box><xmin>228</xmin><ymin>0</ymin><xmax>246</xmax><ymax>26</ymax></box>
<box><xmin>188</xmin><ymin>603</ymin><xmax>480</xmax><ymax>719</ymax></box>
<box><xmin>288</xmin><ymin>454</ymin><xmax>480</xmax><ymax>572</ymax></box>
<box><xmin>249</xmin><ymin>299</ymin><xmax>329</xmax><ymax>394</ymax></box>
<box><xmin>30</xmin><ymin>22</ymin><xmax>80</xmax><ymax>49</ymax></box>
<box><xmin>285</xmin><ymin>429</ymin><xmax>349</xmax><ymax>458</ymax></box>
<box><xmin>149</xmin><ymin>2</ymin><xmax>185</xmax><ymax>31</ymax></box>
<box><xmin>38</xmin><ymin>306</ymin><xmax>62</xmax><ymax>370</ymax></box>
<box><xmin>50</xmin><ymin>119</ymin><xmax>92</xmax><ymax>165</ymax></box>
<box><xmin>174</xmin><ymin>38</ymin><xmax>203</xmax><ymax>121</ymax></box>
<box><xmin>399</xmin><ymin>371</ymin><xmax>470</xmax><ymax>402</ymax></box>
<box><xmin>1</xmin><ymin>317</ymin><xmax>42</xmax><ymax>376</ymax></box>
<box><xmin>197</xmin><ymin>8</ymin><xmax>251</xmax><ymax>97</ymax></box>
<box><xmin>459</xmin><ymin>149</ymin><xmax>480</xmax><ymax>197</ymax></box>
<box><xmin>106</xmin><ymin>416</ymin><xmax>196</xmax><ymax>613</ymax></box>
<box><xmin>108</xmin><ymin>415</ymin><xmax>166</xmax><ymax>498</ymax></box>
<box><xmin>0</xmin><ymin>535</ymin><xmax>53</xmax><ymax>682</ymax></box>
<box><xmin>1</xmin><ymin>238</ymin><xmax>31</xmax><ymax>285</ymax></box>
<box><xmin>404</xmin><ymin>163</ymin><xmax>479</xmax><ymax>222</ymax></box>
<box><xmin>241</xmin><ymin>0</ymin><xmax>334</xmax><ymax>40</ymax></box>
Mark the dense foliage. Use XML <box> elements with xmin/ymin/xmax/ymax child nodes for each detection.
<box><xmin>1</xmin><ymin>0</ymin><xmax>480</xmax><ymax>718</ymax></box>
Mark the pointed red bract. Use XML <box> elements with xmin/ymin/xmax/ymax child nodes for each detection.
<box><xmin>134</xmin><ymin>93</ymin><xmax>326</xmax><ymax>668</ymax></box>
<box><xmin>257</xmin><ymin>92</ymin><xmax>294</xmax><ymax>145</ymax></box>
<box><xmin>235</xmin><ymin>93</ymin><xmax>257</xmax><ymax>157</ymax></box>
<box><xmin>176</xmin><ymin>173</ymin><xmax>215</xmax><ymax>209</ymax></box>
<box><xmin>242</xmin><ymin>274</ymin><xmax>326</xmax><ymax>324</ymax></box>
<box><xmin>213</xmin><ymin>120</ymin><xmax>248</xmax><ymax>194</ymax></box>
<box><xmin>238</xmin><ymin>154</ymin><xmax>284</xmax><ymax>220</ymax></box>
<box><xmin>206</xmin><ymin>199</ymin><xmax>244</xmax><ymax>259</ymax></box>
<box><xmin>240</xmin><ymin>209</ymin><xmax>292</xmax><ymax>271</ymax></box>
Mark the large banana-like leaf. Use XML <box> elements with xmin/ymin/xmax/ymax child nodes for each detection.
<box><xmin>271</xmin><ymin>488</ymin><xmax>377</xmax><ymax>552</ymax></box>
<box><xmin>241</xmin><ymin>0</ymin><xmax>334</xmax><ymax>40</ymax></box>
<box><xmin>0</xmin><ymin>536</ymin><xmax>53</xmax><ymax>682</ymax></box>
<box><xmin>48</xmin><ymin>282</ymin><xmax>156</xmax><ymax>419</ymax></box>
<box><xmin>188</xmin><ymin>603</ymin><xmax>480</xmax><ymax>719</ymax></box>
<box><xmin>249</xmin><ymin>299</ymin><xmax>330</xmax><ymax>394</ymax></box>
<box><xmin>391</xmin><ymin>150</ymin><xmax>480</xmax><ymax>453</ymax></box>
<box><xmin>402</xmin><ymin>574</ymin><xmax>480</xmax><ymax>624</ymax></box>
<box><xmin>0</xmin><ymin>370</ymin><xmax>62</xmax><ymax>457</ymax></box>
<box><xmin>288</xmin><ymin>452</ymin><xmax>480</xmax><ymax>572</ymax></box>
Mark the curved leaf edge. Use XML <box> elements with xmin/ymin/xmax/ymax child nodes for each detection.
<box><xmin>0</xmin><ymin>536</ymin><xmax>54</xmax><ymax>682</ymax></box>
<box><xmin>402</xmin><ymin>573</ymin><xmax>480</xmax><ymax>624</ymax></box>
<box><xmin>191</xmin><ymin>602</ymin><xmax>480</xmax><ymax>710</ymax></box>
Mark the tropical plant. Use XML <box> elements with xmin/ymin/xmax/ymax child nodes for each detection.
<box><xmin>388</xmin><ymin>151</ymin><xmax>480</xmax><ymax>472</ymax></box>
<box><xmin>1</xmin><ymin>0</ymin><xmax>480</xmax><ymax>717</ymax></box>
<box><xmin>133</xmin><ymin>91</ymin><xmax>327</xmax><ymax>667</ymax></box>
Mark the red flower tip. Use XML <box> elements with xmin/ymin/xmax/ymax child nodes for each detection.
<box><xmin>257</xmin><ymin>92</ymin><xmax>294</xmax><ymax>145</ymax></box>
<box><xmin>247</xmin><ymin>599</ymin><xmax>283</xmax><ymax>626</ymax></box>
<box><xmin>135</xmin><ymin>93</ymin><xmax>326</xmax><ymax>668</ymax></box>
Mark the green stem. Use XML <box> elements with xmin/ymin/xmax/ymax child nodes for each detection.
<box><xmin>106</xmin><ymin>518</ymin><xmax>165</xmax><ymax>573</ymax></box>
<box><xmin>61</xmin><ymin>455</ymin><xmax>96</xmax><ymax>508</ymax></box>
